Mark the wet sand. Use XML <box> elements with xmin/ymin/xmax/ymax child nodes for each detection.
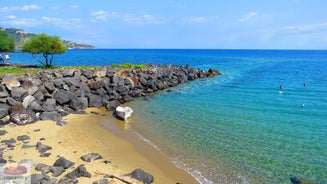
<box><xmin>0</xmin><ymin>108</ymin><xmax>198</xmax><ymax>183</ymax></box>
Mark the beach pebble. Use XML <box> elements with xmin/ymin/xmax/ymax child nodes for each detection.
<box><xmin>40</xmin><ymin>152</ymin><xmax>51</xmax><ymax>157</ymax></box>
<box><xmin>81</xmin><ymin>153</ymin><xmax>103</xmax><ymax>162</ymax></box>
<box><xmin>0</xmin><ymin>130</ymin><xmax>8</xmax><ymax>136</ymax></box>
<box><xmin>130</xmin><ymin>168</ymin><xmax>154</xmax><ymax>184</ymax></box>
<box><xmin>64</xmin><ymin>164</ymin><xmax>91</xmax><ymax>179</ymax></box>
<box><xmin>53</xmin><ymin>156</ymin><xmax>75</xmax><ymax>169</ymax></box>
<box><xmin>1</xmin><ymin>138</ymin><xmax>17</xmax><ymax>145</ymax></box>
<box><xmin>56</xmin><ymin>120</ymin><xmax>68</xmax><ymax>126</ymax></box>
<box><xmin>17</xmin><ymin>135</ymin><xmax>31</xmax><ymax>142</ymax></box>
<box><xmin>31</xmin><ymin>174</ymin><xmax>51</xmax><ymax>184</ymax></box>
<box><xmin>36</xmin><ymin>142</ymin><xmax>52</xmax><ymax>154</ymax></box>
<box><xmin>93</xmin><ymin>179</ymin><xmax>109</xmax><ymax>184</ymax></box>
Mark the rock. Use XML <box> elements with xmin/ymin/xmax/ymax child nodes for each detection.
<box><xmin>93</xmin><ymin>179</ymin><xmax>109</xmax><ymax>184</ymax></box>
<box><xmin>2</xmin><ymin>74</ymin><xmax>20</xmax><ymax>90</ymax></box>
<box><xmin>36</xmin><ymin>142</ymin><xmax>52</xmax><ymax>154</ymax></box>
<box><xmin>22</xmin><ymin>95</ymin><xmax>36</xmax><ymax>108</ymax></box>
<box><xmin>105</xmin><ymin>100</ymin><xmax>120</xmax><ymax>111</ymax></box>
<box><xmin>81</xmin><ymin>153</ymin><xmax>103</xmax><ymax>162</ymax></box>
<box><xmin>130</xmin><ymin>168</ymin><xmax>154</xmax><ymax>184</ymax></box>
<box><xmin>35</xmin><ymin>163</ymin><xmax>51</xmax><ymax>173</ymax></box>
<box><xmin>21</xmin><ymin>80</ymin><xmax>39</xmax><ymax>95</ymax></box>
<box><xmin>290</xmin><ymin>177</ymin><xmax>317</xmax><ymax>184</ymax></box>
<box><xmin>0</xmin><ymin>84</ymin><xmax>9</xmax><ymax>97</ymax></box>
<box><xmin>1</xmin><ymin>138</ymin><xmax>16</xmax><ymax>145</ymax></box>
<box><xmin>0</xmin><ymin>109</ymin><xmax>8</xmax><ymax>119</ymax></box>
<box><xmin>70</xmin><ymin>97</ymin><xmax>88</xmax><ymax>111</ymax></box>
<box><xmin>88</xmin><ymin>95</ymin><xmax>103</xmax><ymax>107</ymax></box>
<box><xmin>208</xmin><ymin>68</ymin><xmax>220</xmax><ymax>76</ymax></box>
<box><xmin>54</xmin><ymin>90</ymin><xmax>75</xmax><ymax>105</ymax></box>
<box><xmin>6</xmin><ymin>97</ymin><xmax>19</xmax><ymax>106</ymax></box>
<box><xmin>40</xmin><ymin>152</ymin><xmax>51</xmax><ymax>157</ymax></box>
<box><xmin>58</xmin><ymin>177</ymin><xmax>78</xmax><ymax>184</ymax></box>
<box><xmin>56</xmin><ymin>120</ymin><xmax>68</xmax><ymax>126</ymax></box>
<box><xmin>0</xmin><ymin>118</ymin><xmax>10</xmax><ymax>126</ymax></box>
<box><xmin>10</xmin><ymin>108</ymin><xmax>38</xmax><ymax>125</ymax></box>
<box><xmin>29</xmin><ymin>101</ymin><xmax>43</xmax><ymax>112</ymax></box>
<box><xmin>50</xmin><ymin>166</ymin><xmax>65</xmax><ymax>177</ymax></box>
<box><xmin>11</xmin><ymin>87</ymin><xmax>28</xmax><ymax>101</ymax></box>
<box><xmin>17</xmin><ymin>135</ymin><xmax>31</xmax><ymax>142</ymax></box>
<box><xmin>0</xmin><ymin>157</ymin><xmax>7</xmax><ymax>163</ymax></box>
<box><xmin>53</xmin><ymin>156</ymin><xmax>74</xmax><ymax>169</ymax></box>
<box><xmin>39</xmin><ymin>111</ymin><xmax>62</xmax><ymax>122</ymax></box>
<box><xmin>93</xmin><ymin>69</ymin><xmax>107</xmax><ymax>78</ymax></box>
<box><xmin>63</xmin><ymin>77</ymin><xmax>81</xmax><ymax>87</ymax></box>
<box><xmin>43</xmin><ymin>81</ymin><xmax>56</xmax><ymax>93</ymax></box>
<box><xmin>31</xmin><ymin>174</ymin><xmax>51</xmax><ymax>184</ymax></box>
<box><xmin>64</xmin><ymin>164</ymin><xmax>91</xmax><ymax>179</ymax></box>
<box><xmin>0</xmin><ymin>130</ymin><xmax>8</xmax><ymax>136</ymax></box>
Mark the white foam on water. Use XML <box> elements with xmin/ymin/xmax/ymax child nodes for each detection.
<box><xmin>131</xmin><ymin>130</ymin><xmax>161</xmax><ymax>151</ymax></box>
<box><xmin>171</xmin><ymin>158</ymin><xmax>214</xmax><ymax>184</ymax></box>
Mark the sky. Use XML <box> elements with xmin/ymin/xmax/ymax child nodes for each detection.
<box><xmin>1</xmin><ymin>0</ymin><xmax>327</xmax><ymax>49</ymax></box>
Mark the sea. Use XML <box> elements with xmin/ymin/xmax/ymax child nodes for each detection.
<box><xmin>11</xmin><ymin>49</ymin><xmax>327</xmax><ymax>184</ymax></box>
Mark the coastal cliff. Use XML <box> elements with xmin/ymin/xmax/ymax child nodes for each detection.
<box><xmin>0</xmin><ymin>64</ymin><xmax>220</xmax><ymax>126</ymax></box>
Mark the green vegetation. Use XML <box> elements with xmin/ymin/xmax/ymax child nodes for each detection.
<box><xmin>0</xmin><ymin>30</ymin><xmax>15</xmax><ymax>52</ymax></box>
<box><xmin>22</xmin><ymin>33</ymin><xmax>67</xmax><ymax>68</ymax></box>
<box><xmin>111</xmin><ymin>63</ymin><xmax>147</xmax><ymax>69</ymax></box>
<box><xmin>0</xmin><ymin>66</ymin><xmax>40</xmax><ymax>75</ymax></box>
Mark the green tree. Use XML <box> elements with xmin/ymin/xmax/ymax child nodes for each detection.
<box><xmin>0</xmin><ymin>30</ymin><xmax>15</xmax><ymax>52</ymax></box>
<box><xmin>22</xmin><ymin>33</ymin><xmax>67</xmax><ymax>68</ymax></box>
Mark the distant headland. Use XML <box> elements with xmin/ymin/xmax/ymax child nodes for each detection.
<box><xmin>0</xmin><ymin>27</ymin><xmax>96</xmax><ymax>50</ymax></box>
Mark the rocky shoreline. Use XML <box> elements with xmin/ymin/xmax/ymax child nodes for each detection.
<box><xmin>0</xmin><ymin>64</ymin><xmax>219</xmax><ymax>183</ymax></box>
<box><xmin>0</xmin><ymin>64</ymin><xmax>220</xmax><ymax>126</ymax></box>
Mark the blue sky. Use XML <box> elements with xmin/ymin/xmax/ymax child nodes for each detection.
<box><xmin>1</xmin><ymin>0</ymin><xmax>327</xmax><ymax>49</ymax></box>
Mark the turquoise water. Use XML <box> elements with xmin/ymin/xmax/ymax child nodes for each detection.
<box><xmin>11</xmin><ymin>49</ymin><xmax>327</xmax><ymax>183</ymax></box>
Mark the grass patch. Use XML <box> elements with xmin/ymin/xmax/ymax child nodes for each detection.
<box><xmin>0</xmin><ymin>66</ymin><xmax>40</xmax><ymax>75</ymax></box>
<box><xmin>111</xmin><ymin>63</ymin><xmax>147</xmax><ymax>69</ymax></box>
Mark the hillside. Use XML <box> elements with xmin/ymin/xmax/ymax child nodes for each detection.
<box><xmin>0</xmin><ymin>27</ymin><xmax>95</xmax><ymax>50</ymax></box>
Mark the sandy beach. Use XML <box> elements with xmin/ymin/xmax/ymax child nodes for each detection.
<box><xmin>0</xmin><ymin>107</ymin><xmax>198</xmax><ymax>184</ymax></box>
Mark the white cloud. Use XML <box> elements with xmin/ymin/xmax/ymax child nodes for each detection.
<box><xmin>0</xmin><ymin>4</ymin><xmax>41</xmax><ymax>12</ymax></box>
<box><xmin>91</xmin><ymin>10</ymin><xmax>119</xmax><ymax>22</ymax></box>
<box><xmin>5</xmin><ymin>15</ymin><xmax>17</xmax><ymax>19</ymax></box>
<box><xmin>69</xmin><ymin>5</ymin><xmax>80</xmax><ymax>9</ymax></box>
<box><xmin>21</xmin><ymin>4</ymin><xmax>41</xmax><ymax>11</ymax></box>
<box><xmin>239</xmin><ymin>11</ymin><xmax>257</xmax><ymax>22</ymax></box>
<box><xmin>183</xmin><ymin>16</ymin><xmax>208</xmax><ymax>23</ymax></box>
<box><xmin>123</xmin><ymin>14</ymin><xmax>165</xmax><ymax>25</ymax></box>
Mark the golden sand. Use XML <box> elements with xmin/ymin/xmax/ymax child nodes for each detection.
<box><xmin>0</xmin><ymin>108</ymin><xmax>197</xmax><ymax>184</ymax></box>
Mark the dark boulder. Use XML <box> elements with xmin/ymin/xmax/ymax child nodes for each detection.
<box><xmin>39</xmin><ymin>111</ymin><xmax>62</xmax><ymax>122</ymax></box>
<box><xmin>54</xmin><ymin>90</ymin><xmax>75</xmax><ymax>105</ymax></box>
<box><xmin>0</xmin><ymin>158</ymin><xmax>7</xmax><ymax>164</ymax></box>
<box><xmin>63</xmin><ymin>77</ymin><xmax>81</xmax><ymax>87</ymax></box>
<box><xmin>64</xmin><ymin>164</ymin><xmax>91</xmax><ymax>179</ymax></box>
<box><xmin>36</xmin><ymin>142</ymin><xmax>52</xmax><ymax>154</ymax></box>
<box><xmin>43</xmin><ymin>81</ymin><xmax>56</xmax><ymax>93</ymax></box>
<box><xmin>208</xmin><ymin>68</ymin><xmax>220</xmax><ymax>76</ymax></box>
<box><xmin>106</xmin><ymin>100</ymin><xmax>120</xmax><ymax>111</ymax></box>
<box><xmin>31</xmin><ymin>174</ymin><xmax>51</xmax><ymax>184</ymax></box>
<box><xmin>130</xmin><ymin>168</ymin><xmax>154</xmax><ymax>184</ymax></box>
<box><xmin>0</xmin><ymin>84</ymin><xmax>9</xmax><ymax>98</ymax></box>
<box><xmin>1</xmin><ymin>138</ymin><xmax>17</xmax><ymax>145</ymax></box>
<box><xmin>88</xmin><ymin>95</ymin><xmax>103</xmax><ymax>107</ymax></box>
<box><xmin>53</xmin><ymin>156</ymin><xmax>74</xmax><ymax>169</ymax></box>
<box><xmin>0</xmin><ymin>119</ymin><xmax>10</xmax><ymax>126</ymax></box>
<box><xmin>50</xmin><ymin>166</ymin><xmax>65</xmax><ymax>177</ymax></box>
<box><xmin>11</xmin><ymin>87</ymin><xmax>28</xmax><ymax>101</ymax></box>
<box><xmin>10</xmin><ymin>104</ymin><xmax>37</xmax><ymax>125</ymax></box>
<box><xmin>70</xmin><ymin>97</ymin><xmax>88</xmax><ymax>111</ymax></box>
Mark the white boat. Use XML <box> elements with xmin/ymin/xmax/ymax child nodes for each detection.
<box><xmin>115</xmin><ymin>106</ymin><xmax>133</xmax><ymax>120</ymax></box>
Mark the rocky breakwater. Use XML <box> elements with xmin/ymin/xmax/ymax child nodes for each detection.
<box><xmin>0</xmin><ymin>64</ymin><xmax>220</xmax><ymax>126</ymax></box>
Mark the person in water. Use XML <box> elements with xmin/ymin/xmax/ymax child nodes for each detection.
<box><xmin>280</xmin><ymin>84</ymin><xmax>283</xmax><ymax>89</ymax></box>
<box><xmin>4</xmin><ymin>53</ymin><xmax>10</xmax><ymax>64</ymax></box>
<box><xmin>0</xmin><ymin>53</ymin><xmax>4</xmax><ymax>63</ymax></box>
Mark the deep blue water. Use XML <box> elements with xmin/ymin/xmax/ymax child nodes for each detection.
<box><xmin>11</xmin><ymin>49</ymin><xmax>327</xmax><ymax>183</ymax></box>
